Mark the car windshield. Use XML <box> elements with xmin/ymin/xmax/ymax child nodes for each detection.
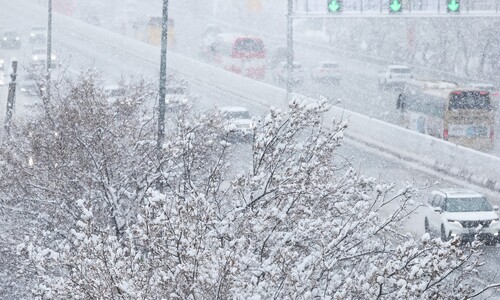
<box><xmin>234</xmin><ymin>38</ymin><xmax>264</xmax><ymax>53</ymax></box>
<box><xmin>224</xmin><ymin>111</ymin><xmax>250</xmax><ymax>119</ymax></box>
<box><xmin>33</xmin><ymin>49</ymin><xmax>45</xmax><ymax>55</ymax></box>
<box><xmin>165</xmin><ymin>87</ymin><xmax>187</xmax><ymax>94</ymax></box>
<box><xmin>449</xmin><ymin>91</ymin><xmax>491</xmax><ymax>110</ymax></box>
<box><xmin>32</xmin><ymin>27</ymin><xmax>46</xmax><ymax>32</ymax></box>
<box><xmin>445</xmin><ymin>197</ymin><xmax>492</xmax><ymax>212</ymax></box>
<box><xmin>389</xmin><ymin>68</ymin><xmax>411</xmax><ymax>73</ymax></box>
<box><xmin>4</xmin><ymin>32</ymin><xmax>17</xmax><ymax>37</ymax></box>
<box><xmin>105</xmin><ymin>89</ymin><xmax>124</xmax><ymax>97</ymax></box>
<box><xmin>322</xmin><ymin>63</ymin><xmax>339</xmax><ymax>68</ymax></box>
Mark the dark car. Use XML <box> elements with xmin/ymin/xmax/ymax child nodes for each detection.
<box><xmin>1</xmin><ymin>31</ymin><xmax>21</xmax><ymax>49</ymax></box>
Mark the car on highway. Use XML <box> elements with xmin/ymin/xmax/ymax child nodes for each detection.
<box><xmin>1</xmin><ymin>31</ymin><xmax>21</xmax><ymax>49</ymax></box>
<box><xmin>221</xmin><ymin>106</ymin><xmax>253</xmax><ymax>141</ymax></box>
<box><xmin>311</xmin><ymin>61</ymin><xmax>341</xmax><ymax>84</ymax></box>
<box><xmin>273</xmin><ymin>61</ymin><xmax>305</xmax><ymax>86</ymax></box>
<box><xmin>29</xmin><ymin>27</ymin><xmax>47</xmax><ymax>44</ymax></box>
<box><xmin>199</xmin><ymin>24</ymin><xmax>222</xmax><ymax>61</ymax></box>
<box><xmin>268</xmin><ymin>46</ymin><xmax>287</xmax><ymax>69</ymax></box>
<box><xmin>19</xmin><ymin>74</ymin><xmax>43</xmax><ymax>97</ymax></box>
<box><xmin>104</xmin><ymin>85</ymin><xmax>126</xmax><ymax>104</ymax></box>
<box><xmin>378</xmin><ymin>65</ymin><xmax>412</xmax><ymax>90</ymax></box>
<box><xmin>165</xmin><ymin>86</ymin><xmax>190</xmax><ymax>112</ymax></box>
<box><xmin>424</xmin><ymin>189</ymin><xmax>500</xmax><ymax>244</ymax></box>
<box><xmin>31</xmin><ymin>48</ymin><xmax>58</xmax><ymax>67</ymax></box>
<box><xmin>0</xmin><ymin>58</ymin><xmax>4</xmax><ymax>72</ymax></box>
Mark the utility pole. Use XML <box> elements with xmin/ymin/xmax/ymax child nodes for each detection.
<box><xmin>46</xmin><ymin>0</ymin><xmax>52</xmax><ymax>102</ymax></box>
<box><xmin>5</xmin><ymin>60</ymin><xmax>18</xmax><ymax>135</ymax></box>
<box><xmin>157</xmin><ymin>0</ymin><xmax>169</xmax><ymax>152</ymax></box>
<box><xmin>286</xmin><ymin>0</ymin><xmax>294</xmax><ymax>101</ymax></box>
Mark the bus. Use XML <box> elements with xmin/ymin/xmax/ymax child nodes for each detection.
<box><xmin>397</xmin><ymin>80</ymin><xmax>495</xmax><ymax>151</ymax></box>
<box><xmin>133</xmin><ymin>17</ymin><xmax>175</xmax><ymax>48</ymax></box>
<box><xmin>208</xmin><ymin>33</ymin><xmax>266</xmax><ymax>79</ymax></box>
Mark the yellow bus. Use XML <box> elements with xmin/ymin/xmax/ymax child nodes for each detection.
<box><xmin>397</xmin><ymin>80</ymin><xmax>495</xmax><ymax>151</ymax></box>
<box><xmin>134</xmin><ymin>17</ymin><xmax>175</xmax><ymax>48</ymax></box>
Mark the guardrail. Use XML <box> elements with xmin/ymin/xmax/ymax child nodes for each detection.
<box><xmin>15</xmin><ymin>0</ymin><xmax>500</xmax><ymax>192</ymax></box>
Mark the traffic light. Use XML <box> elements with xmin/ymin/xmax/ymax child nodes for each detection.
<box><xmin>389</xmin><ymin>0</ymin><xmax>402</xmax><ymax>13</ymax></box>
<box><xmin>447</xmin><ymin>0</ymin><xmax>460</xmax><ymax>12</ymax></box>
<box><xmin>327</xmin><ymin>0</ymin><xmax>342</xmax><ymax>13</ymax></box>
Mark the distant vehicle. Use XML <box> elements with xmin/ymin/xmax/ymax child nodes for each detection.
<box><xmin>104</xmin><ymin>85</ymin><xmax>126</xmax><ymax>104</ymax></box>
<box><xmin>199</xmin><ymin>25</ymin><xmax>222</xmax><ymax>61</ymax></box>
<box><xmin>165</xmin><ymin>86</ymin><xmax>190</xmax><ymax>112</ymax></box>
<box><xmin>1</xmin><ymin>31</ymin><xmax>21</xmax><ymax>49</ymax></box>
<box><xmin>378</xmin><ymin>65</ymin><xmax>412</xmax><ymax>90</ymax></box>
<box><xmin>0</xmin><ymin>58</ymin><xmax>4</xmax><ymax>71</ymax></box>
<box><xmin>31</xmin><ymin>48</ymin><xmax>58</xmax><ymax>67</ymax></box>
<box><xmin>208</xmin><ymin>33</ymin><xmax>266</xmax><ymax>79</ymax></box>
<box><xmin>86</xmin><ymin>15</ymin><xmax>101</xmax><ymax>27</ymax></box>
<box><xmin>268</xmin><ymin>46</ymin><xmax>287</xmax><ymax>69</ymax></box>
<box><xmin>397</xmin><ymin>80</ymin><xmax>495</xmax><ymax>151</ymax></box>
<box><xmin>311</xmin><ymin>61</ymin><xmax>341</xmax><ymax>84</ymax></box>
<box><xmin>29</xmin><ymin>27</ymin><xmax>47</xmax><ymax>44</ymax></box>
<box><xmin>220</xmin><ymin>106</ymin><xmax>253</xmax><ymax>140</ymax></box>
<box><xmin>424</xmin><ymin>189</ymin><xmax>500</xmax><ymax>244</ymax></box>
<box><xmin>20</xmin><ymin>74</ymin><xmax>43</xmax><ymax>97</ymax></box>
<box><xmin>0</xmin><ymin>71</ymin><xmax>5</xmax><ymax>86</ymax></box>
<box><xmin>273</xmin><ymin>61</ymin><xmax>305</xmax><ymax>85</ymax></box>
<box><xmin>144</xmin><ymin>17</ymin><xmax>175</xmax><ymax>48</ymax></box>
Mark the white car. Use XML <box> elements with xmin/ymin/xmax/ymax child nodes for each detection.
<box><xmin>221</xmin><ymin>106</ymin><xmax>253</xmax><ymax>139</ymax></box>
<box><xmin>378</xmin><ymin>65</ymin><xmax>412</xmax><ymax>90</ymax></box>
<box><xmin>311</xmin><ymin>61</ymin><xmax>341</xmax><ymax>84</ymax></box>
<box><xmin>31</xmin><ymin>48</ymin><xmax>57</xmax><ymax>67</ymax></box>
<box><xmin>273</xmin><ymin>61</ymin><xmax>305</xmax><ymax>86</ymax></box>
<box><xmin>424</xmin><ymin>189</ymin><xmax>500</xmax><ymax>244</ymax></box>
<box><xmin>29</xmin><ymin>27</ymin><xmax>47</xmax><ymax>44</ymax></box>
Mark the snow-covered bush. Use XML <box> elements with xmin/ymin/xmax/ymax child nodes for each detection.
<box><xmin>1</xmin><ymin>72</ymin><xmax>492</xmax><ymax>298</ymax></box>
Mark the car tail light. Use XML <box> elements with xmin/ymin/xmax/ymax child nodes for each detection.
<box><xmin>452</xmin><ymin>91</ymin><xmax>462</xmax><ymax>95</ymax></box>
<box><xmin>490</xmin><ymin>128</ymin><xmax>495</xmax><ymax>142</ymax></box>
<box><xmin>443</xmin><ymin>129</ymin><xmax>449</xmax><ymax>140</ymax></box>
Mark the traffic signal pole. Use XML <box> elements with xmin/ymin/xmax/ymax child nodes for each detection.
<box><xmin>157</xmin><ymin>0</ymin><xmax>169</xmax><ymax>152</ymax></box>
<box><xmin>286</xmin><ymin>0</ymin><xmax>294</xmax><ymax>101</ymax></box>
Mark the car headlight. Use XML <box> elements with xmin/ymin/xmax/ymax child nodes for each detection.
<box><xmin>51</xmin><ymin>55</ymin><xmax>56</xmax><ymax>60</ymax></box>
<box><xmin>3</xmin><ymin>38</ymin><xmax>6</xmax><ymax>41</ymax></box>
<box><xmin>491</xmin><ymin>218</ymin><xmax>499</xmax><ymax>225</ymax></box>
<box><xmin>448</xmin><ymin>220</ymin><xmax>463</xmax><ymax>227</ymax></box>
<box><xmin>33</xmin><ymin>56</ymin><xmax>39</xmax><ymax>61</ymax></box>
<box><xmin>30</xmin><ymin>33</ymin><xmax>35</xmax><ymax>37</ymax></box>
<box><xmin>16</xmin><ymin>37</ymin><xmax>19</xmax><ymax>41</ymax></box>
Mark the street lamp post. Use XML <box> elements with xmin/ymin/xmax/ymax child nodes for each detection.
<box><xmin>286</xmin><ymin>0</ymin><xmax>294</xmax><ymax>101</ymax></box>
<box><xmin>157</xmin><ymin>0</ymin><xmax>169</xmax><ymax>152</ymax></box>
<box><xmin>46</xmin><ymin>0</ymin><xmax>52</xmax><ymax>102</ymax></box>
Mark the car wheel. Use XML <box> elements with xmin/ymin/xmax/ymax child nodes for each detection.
<box><xmin>424</xmin><ymin>218</ymin><xmax>430</xmax><ymax>234</ymax></box>
<box><xmin>440</xmin><ymin>224</ymin><xmax>449</xmax><ymax>242</ymax></box>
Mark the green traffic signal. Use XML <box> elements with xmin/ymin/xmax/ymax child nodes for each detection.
<box><xmin>447</xmin><ymin>0</ymin><xmax>460</xmax><ymax>12</ymax></box>
<box><xmin>389</xmin><ymin>0</ymin><xmax>402</xmax><ymax>13</ymax></box>
<box><xmin>328</xmin><ymin>0</ymin><xmax>342</xmax><ymax>13</ymax></box>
